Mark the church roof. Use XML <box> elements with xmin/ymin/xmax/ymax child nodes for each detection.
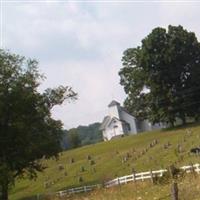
<box><xmin>108</xmin><ymin>100</ymin><xmax>120</xmax><ymax>107</ymax></box>
<box><xmin>99</xmin><ymin>116</ymin><xmax>111</xmax><ymax>130</ymax></box>
<box><xmin>100</xmin><ymin>115</ymin><xmax>127</xmax><ymax>130</ymax></box>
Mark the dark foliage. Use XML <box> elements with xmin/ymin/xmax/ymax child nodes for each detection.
<box><xmin>61</xmin><ymin>122</ymin><xmax>102</xmax><ymax>150</ymax></box>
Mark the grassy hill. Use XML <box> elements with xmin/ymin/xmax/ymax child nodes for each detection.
<box><xmin>10</xmin><ymin>123</ymin><xmax>200</xmax><ymax>200</ymax></box>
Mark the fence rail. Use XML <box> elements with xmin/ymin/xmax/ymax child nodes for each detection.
<box><xmin>55</xmin><ymin>184</ymin><xmax>101</xmax><ymax>197</ymax></box>
<box><xmin>45</xmin><ymin>163</ymin><xmax>200</xmax><ymax>198</ymax></box>
<box><xmin>105</xmin><ymin>163</ymin><xmax>200</xmax><ymax>188</ymax></box>
<box><xmin>105</xmin><ymin>169</ymin><xmax>168</xmax><ymax>188</ymax></box>
<box><xmin>180</xmin><ymin>163</ymin><xmax>200</xmax><ymax>173</ymax></box>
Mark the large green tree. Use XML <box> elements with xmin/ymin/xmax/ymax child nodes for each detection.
<box><xmin>67</xmin><ymin>129</ymin><xmax>81</xmax><ymax>149</ymax></box>
<box><xmin>119</xmin><ymin>25</ymin><xmax>200</xmax><ymax>126</ymax></box>
<box><xmin>0</xmin><ymin>50</ymin><xmax>77</xmax><ymax>200</ymax></box>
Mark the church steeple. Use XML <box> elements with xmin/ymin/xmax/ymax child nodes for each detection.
<box><xmin>108</xmin><ymin>100</ymin><xmax>120</xmax><ymax>107</ymax></box>
<box><xmin>108</xmin><ymin>100</ymin><xmax>120</xmax><ymax>119</ymax></box>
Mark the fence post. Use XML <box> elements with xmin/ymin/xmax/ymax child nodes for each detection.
<box><xmin>196</xmin><ymin>164</ymin><xmax>200</xmax><ymax>174</ymax></box>
<box><xmin>71</xmin><ymin>188</ymin><xmax>74</xmax><ymax>194</ymax></box>
<box><xmin>160</xmin><ymin>170</ymin><xmax>163</xmax><ymax>177</ymax></box>
<box><xmin>171</xmin><ymin>182</ymin><xmax>178</xmax><ymax>200</ymax></box>
<box><xmin>141</xmin><ymin>174</ymin><xmax>144</xmax><ymax>181</ymax></box>
<box><xmin>36</xmin><ymin>194</ymin><xmax>40</xmax><ymax>200</ymax></box>
<box><xmin>117</xmin><ymin>177</ymin><xmax>120</xmax><ymax>186</ymax></box>
<box><xmin>133</xmin><ymin>172</ymin><xmax>136</xmax><ymax>183</ymax></box>
<box><xmin>169</xmin><ymin>165</ymin><xmax>176</xmax><ymax>179</ymax></box>
<box><xmin>117</xmin><ymin>177</ymin><xmax>122</xmax><ymax>192</ymax></box>
<box><xmin>102</xmin><ymin>181</ymin><xmax>105</xmax><ymax>188</ymax></box>
<box><xmin>125</xmin><ymin>177</ymin><xmax>127</xmax><ymax>184</ymax></box>
<box><xmin>150</xmin><ymin>169</ymin><xmax>154</xmax><ymax>184</ymax></box>
<box><xmin>190</xmin><ymin>162</ymin><xmax>196</xmax><ymax>177</ymax></box>
<box><xmin>59</xmin><ymin>191</ymin><xmax>63</xmax><ymax>197</ymax></box>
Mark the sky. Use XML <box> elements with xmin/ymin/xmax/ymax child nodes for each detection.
<box><xmin>1</xmin><ymin>0</ymin><xmax>200</xmax><ymax>129</ymax></box>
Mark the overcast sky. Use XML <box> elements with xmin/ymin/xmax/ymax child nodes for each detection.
<box><xmin>1</xmin><ymin>1</ymin><xmax>200</xmax><ymax>129</ymax></box>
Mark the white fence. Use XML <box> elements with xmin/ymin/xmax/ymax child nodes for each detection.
<box><xmin>180</xmin><ymin>163</ymin><xmax>200</xmax><ymax>173</ymax></box>
<box><xmin>47</xmin><ymin>163</ymin><xmax>200</xmax><ymax>198</ymax></box>
<box><xmin>105</xmin><ymin>163</ymin><xmax>200</xmax><ymax>188</ymax></box>
<box><xmin>105</xmin><ymin>169</ymin><xmax>167</xmax><ymax>188</ymax></box>
<box><xmin>55</xmin><ymin>184</ymin><xmax>101</xmax><ymax>197</ymax></box>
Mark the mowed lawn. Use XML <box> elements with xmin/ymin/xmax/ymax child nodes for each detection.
<box><xmin>10</xmin><ymin>123</ymin><xmax>200</xmax><ymax>200</ymax></box>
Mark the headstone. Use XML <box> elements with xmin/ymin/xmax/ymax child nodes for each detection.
<box><xmin>90</xmin><ymin>160</ymin><xmax>95</xmax><ymax>165</ymax></box>
<box><xmin>70</xmin><ymin>158</ymin><xmax>74</xmax><ymax>164</ymax></box>
<box><xmin>80</xmin><ymin>166</ymin><xmax>85</xmax><ymax>172</ymax></box>
<box><xmin>78</xmin><ymin>176</ymin><xmax>83</xmax><ymax>183</ymax></box>
<box><xmin>87</xmin><ymin>155</ymin><xmax>91</xmax><ymax>160</ymax></box>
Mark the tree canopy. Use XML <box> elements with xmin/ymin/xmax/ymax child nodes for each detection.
<box><xmin>0</xmin><ymin>49</ymin><xmax>77</xmax><ymax>200</ymax></box>
<box><xmin>61</xmin><ymin>122</ymin><xmax>102</xmax><ymax>149</ymax></box>
<box><xmin>119</xmin><ymin>25</ymin><xmax>200</xmax><ymax>126</ymax></box>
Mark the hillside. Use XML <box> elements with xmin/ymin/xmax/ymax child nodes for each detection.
<box><xmin>10</xmin><ymin>123</ymin><xmax>200</xmax><ymax>200</ymax></box>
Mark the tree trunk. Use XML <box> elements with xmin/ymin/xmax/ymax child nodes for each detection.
<box><xmin>169</xmin><ymin>120</ymin><xmax>174</xmax><ymax>128</ymax></box>
<box><xmin>1</xmin><ymin>183</ymin><xmax>8</xmax><ymax>200</ymax></box>
<box><xmin>181</xmin><ymin>115</ymin><xmax>186</xmax><ymax>125</ymax></box>
<box><xmin>179</xmin><ymin>112</ymin><xmax>186</xmax><ymax>125</ymax></box>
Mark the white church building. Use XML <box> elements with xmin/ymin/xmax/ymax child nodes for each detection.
<box><xmin>100</xmin><ymin>100</ymin><xmax>162</xmax><ymax>141</ymax></box>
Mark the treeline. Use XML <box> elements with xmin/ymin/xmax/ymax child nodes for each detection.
<box><xmin>61</xmin><ymin>122</ymin><xmax>103</xmax><ymax>150</ymax></box>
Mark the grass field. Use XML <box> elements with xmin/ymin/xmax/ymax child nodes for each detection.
<box><xmin>10</xmin><ymin>123</ymin><xmax>200</xmax><ymax>200</ymax></box>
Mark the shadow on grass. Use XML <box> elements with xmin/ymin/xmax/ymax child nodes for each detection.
<box><xmin>18</xmin><ymin>195</ymin><xmax>39</xmax><ymax>200</ymax></box>
<box><xmin>10</xmin><ymin>186</ymin><xmax>28</xmax><ymax>195</ymax></box>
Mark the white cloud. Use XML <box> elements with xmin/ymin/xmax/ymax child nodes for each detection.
<box><xmin>3</xmin><ymin>1</ymin><xmax>200</xmax><ymax>128</ymax></box>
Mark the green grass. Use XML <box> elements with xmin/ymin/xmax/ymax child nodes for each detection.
<box><xmin>10</xmin><ymin>123</ymin><xmax>200</xmax><ymax>200</ymax></box>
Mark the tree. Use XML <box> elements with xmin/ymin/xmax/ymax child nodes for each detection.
<box><xmin>67</xmin><ymin>129</ymin><xmax>81</xmax><ymax>149</ymax></box>
<box><xmin>61</xmin><ymin>122</ymin><xmax>102</xmax><ymax>150</ymax></box>
<box><xmin>119</xmin><ymin>25</ymin><xmax>200</xmax><ymax>126</ymax></box>
<box><xmin>78</xmin><ymin>122</ymin><xmax>102</xmax><ymax>146</ymax></box>
<box><xmin>0</xmin><ymin>49</ymin><xmax>77</xmax><ymax>200</ymax></box>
